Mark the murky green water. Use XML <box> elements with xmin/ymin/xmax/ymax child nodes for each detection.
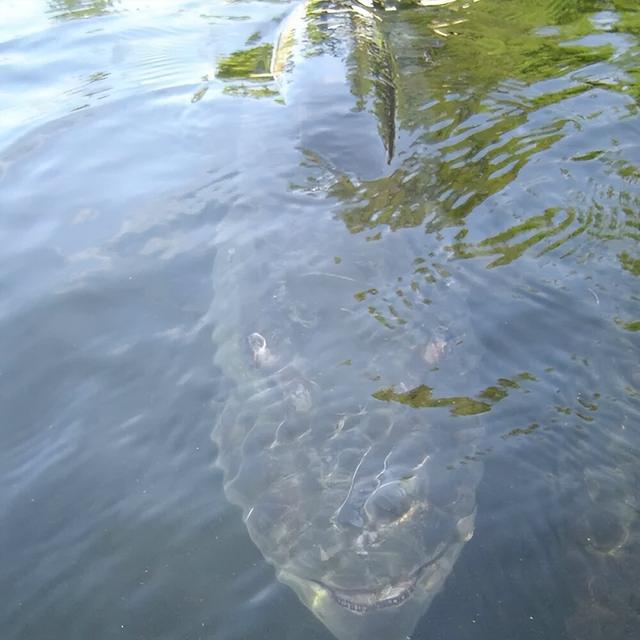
<box><xmin>1</xmin><ymin>1</ymin><xmax>639</xmax><ymax>639</ymax></box>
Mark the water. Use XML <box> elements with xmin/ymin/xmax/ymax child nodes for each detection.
<box><xmin>1</xmin><ymin>1</ymin><xmax>639</xmax><ymax>639</ymax></box>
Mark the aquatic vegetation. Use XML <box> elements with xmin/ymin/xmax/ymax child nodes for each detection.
<box><xmin>373</xmin><ymin>372</ymin><xmax>534</xmax><ymax>416</ymax></box>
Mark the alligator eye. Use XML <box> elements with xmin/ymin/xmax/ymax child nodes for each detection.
<box><xmin>364</xmin><ymin>481</ymin><xmax>412</xmax><ymax>526</ymax></box>
<box><xmin>248</xmin><ymin>332</ymin><xmax>267</xmax><ymax>353</ymax></box>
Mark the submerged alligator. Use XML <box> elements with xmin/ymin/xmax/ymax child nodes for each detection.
<box><xmin>211</xmin><ymin>228</ymin><xmax>483</xmax><ymax>639</ymax></box>
<box><xmin>211</xmin><ymin>1</ymin><xmax>482</xmax><ymax>639</ymax></box>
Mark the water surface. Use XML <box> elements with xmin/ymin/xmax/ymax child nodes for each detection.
<box><xmin>1</xmin><ymin>1</ymin><xmax>639</xmax><ymax>639</ymax></box>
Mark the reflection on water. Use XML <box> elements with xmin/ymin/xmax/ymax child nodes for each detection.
<box><xmin>0</xmin><ymin>0</ymin><xmax>639</xmax><ymax>639</ymax></box>
<box><xmin>322</xmin><ymin>0</ymin><xmax>639</xmax><ymax>251</ymax></box>
<box><xmin>48</xmin><ymin>0</ymin><xmax>117</xmax><ymax>20</ymax></box>
<box><xmin>216</xmin><ymin>0</ymin><xmax>398</xmax><ymax>160</ymax></box>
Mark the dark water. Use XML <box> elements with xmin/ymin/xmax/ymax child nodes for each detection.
<box><xmin>1</xmin><ymin>1</ymin><xmax>639</xmax><ymax>639</ymax></box>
